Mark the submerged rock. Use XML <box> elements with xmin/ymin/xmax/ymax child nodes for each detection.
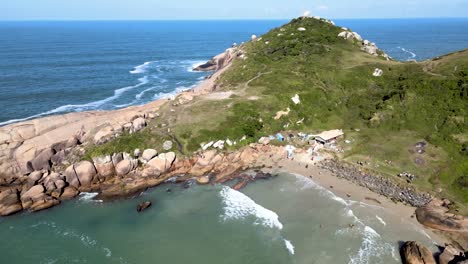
<box><xmin>137</xmin><ymin>201</ymin><xmax>152</xmax><ymax>212</ymax></box>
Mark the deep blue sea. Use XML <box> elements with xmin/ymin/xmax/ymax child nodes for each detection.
<box><xmin>0</xmin><ymin>18</ymin><xmax>467</xmax><ymax>125</ymax></box>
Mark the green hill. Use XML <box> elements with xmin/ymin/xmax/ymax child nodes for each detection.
<box><xmin>86</xmin><ymin>17</ymin><xmax>468</xmax><ymax>211</ymax></box>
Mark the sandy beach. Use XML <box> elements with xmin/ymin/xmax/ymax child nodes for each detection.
<box><xmin>253</xmin><ymin>148</ymin><xmax>447</xmax><ymax>246</ymax></box>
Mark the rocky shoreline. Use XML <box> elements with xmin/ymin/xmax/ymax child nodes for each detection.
<box><xmin>318</xmin><ymin>159</ymin><xmax>432</xmax><ymax>207</ymax></box>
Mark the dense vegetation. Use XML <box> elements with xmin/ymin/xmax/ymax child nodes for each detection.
<box><xmin>87</xmin><ymin>17</ymin><xmax>467</xmax><ymax>211</ymax></box>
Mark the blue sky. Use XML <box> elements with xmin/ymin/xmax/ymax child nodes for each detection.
<box><xmin>2</xmin><ymin>0</ymin><xmax>467</xmax><ymax>20</ymax></box>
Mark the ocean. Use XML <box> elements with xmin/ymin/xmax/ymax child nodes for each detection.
<box><xmin>0</xmin><ymin>18</ymin><xmax>467</xmax><ymax>125</ymax></box>
<box><xmin>0</xmin><ymin>174</ymin><xmax>436</xmax><ymax>264</ymax></box>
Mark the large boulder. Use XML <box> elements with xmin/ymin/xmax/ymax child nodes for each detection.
<box><xmin>60</xmin><ymin>186</ymin><xmax>79</xmax><ymax>200</ymax></box>
<box><xmin>74</xmin><ymin>161</ymin><xmax>97</xmax><ymax>187</ymax></box>
<box><xmin>26</xmin><ymin>148</ymin><xmax>55</xmax><ymax>172</ymax></box>
<box><xmin>132</xmin><ymin>117</ymin><xmax>146</xmax><ymax>132</ymax></box>
<box><xmin>21</xmin><ymin>185</ymin><xmax>45</xmax><ymax>201</ymax></box>
<box><xmin>144</xmin><ymin>152</ymin><xmax>176</xmax><ymax>176</ymax></box>
<box><xmin>29</xmin><ymin>171</ymin><xmax>43</xmax><ymax>183</ymax></box>
<box><xmin>64</xmin><ymin>165</ymin><xmax>80</xmax><ymax>188</ymax></box>
<box><xmin>142</xmin><ymin>149</ymin><xmax>158</xmax><ymax>162</ymax></box>
<box><xmin>93</xmin><ymin>155</ymin><xmax>115</xmax><ymax>179</ymax></box>
<box><xmin>400</xmin><ymin>241</ymin><xmax>436</xmax><ymax>264</ymax></box>
<box><xmin>0</xmin><ymin>189</ymin><xmax>22</xmax><ymax>216</ymax></box>
<box><xmin>115</xmin><ymin>159</ymin><xmax>138</xmax><ymax>176</ymax></box>
<box><xmin>416</xmin><ymin>199</ymin><xmax>468</xmax><ymax>232</ymax></box>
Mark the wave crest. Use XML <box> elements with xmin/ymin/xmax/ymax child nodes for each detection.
<box><xmin>219</xmin><ymin>186</ymin><xmax>283</xmax><ymax>230</ymax></box>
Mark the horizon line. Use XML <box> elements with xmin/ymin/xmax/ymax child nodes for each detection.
<box><xmin>1</xmin><ymin>16</ymin><xmax>467</xmax><ymax>22</ymax></box>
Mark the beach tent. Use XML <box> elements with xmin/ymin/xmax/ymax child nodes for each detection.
<box><xmin>276</xmin><ymin>133</ymin><xmax>285</xmax><ymax>141</ymax></box>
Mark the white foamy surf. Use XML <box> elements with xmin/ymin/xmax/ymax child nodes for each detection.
<box><xmin>130</xmin><ymin>61</ymin><xmax>154</xmax><ymax>74</ymax></box>
<box><xmin>0</xmin><ymin>76</ymin><xmax>149</xmax><ymax>126</ymax></box>
<box><xmin>220</xmin><ymin>186</ymin><xmax>283</xmax><ymax>230</ymax></box>
<box><xmin>284</xmin><ymin>239</ymin><xmax>295</xmax><ymax>255</ymax></box>
<box><xmin>78</xmin><ymin>192</ymin><xmax>103</xmax><ymax>203</ymax></box>
<box><xmin>397</xmin><ymin>46</ymin><xmax>417</xmax><ymax>60</ymax></box>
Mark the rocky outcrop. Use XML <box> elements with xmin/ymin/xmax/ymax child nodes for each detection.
<box><xmin>338</xmin><ymin>29</ymin><xmax>390</xmax><ymax>59</ymax></box>
<box><xmin>193</xmin><ymin>47</ymin><xmax>243</xmax><ymax>72</ymax></box>
<box><xmin>415</xmin><ymin>199</ymin><xmax>468</xmax><ymax>250</ymax></box>
<box><xmin>400</xmin><ymin>241</ymin><xmax>436</xmax><ymax>264</ymax></box>
<box><xmin>416</xmin><ymin>199</ymin><xmax>468</xmax><ymax>233</ymax></box>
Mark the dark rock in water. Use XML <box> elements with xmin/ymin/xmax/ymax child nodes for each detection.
<box><xmin>137</xmin><ymin>201</ymin><xmax>152</xmax><ymax>212</ymax></box>
<box><xmin>253</xmin><ymin>171</ymin><xmax>273</xmax><ymax>180</ymax></box>
<box><xmin>400</xmin><ymin>241</ymin><xmax>436</xmax><ymax>264</ymax></box>
<box><xmin>166</xmin><ymin>188</ymin><xmax>172</xmax><ymax>193</ymax></box>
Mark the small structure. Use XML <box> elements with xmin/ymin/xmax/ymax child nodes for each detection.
<box><xmin>276</xmin><ymin>133</ymin><xmax>285</xmax><ymax>141</ymax></box>
<box><xmin>313</xmin><ymin>129</ymin><xmax>344</xmax><ymax>144</ymax></box>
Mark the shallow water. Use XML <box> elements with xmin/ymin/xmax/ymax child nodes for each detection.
<box><xmin>0</xmin><ymin>173</ymin><xmax>436</xmax><ymax>264</ymax></box>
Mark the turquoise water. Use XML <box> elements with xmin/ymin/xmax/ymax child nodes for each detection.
<box><xmin>0</xmin><ymin>173</ymin><xmax>436</xmax><ymax>263</ymax></box>
<box><xmin>1</xmin><ymin>19</ymin><xmax>467</xmax><ymax>125</ymax></box>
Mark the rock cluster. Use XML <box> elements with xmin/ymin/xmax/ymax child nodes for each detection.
<box><xmin>319</xmin><ymin>160</ymin><xmax>432</xmax><ymax>207</ymax></box>
<box><xmin>338</xmin><ymin>29</ymin><xmax>391</xmax><ymax>59</ymax></box>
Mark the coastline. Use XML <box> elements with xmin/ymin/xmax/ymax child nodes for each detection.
<box><xmin>0</xmin><ymin>22</ymin><xmax>466</xmax><ymax>262</ymax></box>
<box><xmin>253</xmin><ymin>148</ymin><xmax>446</xmax><ymax>246</ymax></box>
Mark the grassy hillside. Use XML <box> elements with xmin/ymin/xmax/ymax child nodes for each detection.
<box><xmin>86</xmin><ymin>17</ymin><xmax>468</xmax><ymax>211</ymax></box>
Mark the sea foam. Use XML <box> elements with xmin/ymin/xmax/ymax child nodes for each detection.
<box><xmin>0</xmin><ymin>76</ymin><xmax>149</xmax><ymax>126</ymax></box>
<box><xmin>78</xmin><ymin>192</ymin><xmax>103</xmax><ymax>203</ymax></box>
<box><xmin>220</xmin><ymin>186</ymin><xmax>283</xmax><ymax>230</ymax></box>
<box><xmin>284</xmin><ymin>239</ymin><xmax>295</xmax><ymax>255</ymax></box>
<box><xmin>130</xmin><ymin>61</ymin><xmax>154</xmax><ymax>74</ymax></box>
<box><xmin>397</xmin><ymin>46</ymin><xmax>417</xmax><ymax>60</ymax></box>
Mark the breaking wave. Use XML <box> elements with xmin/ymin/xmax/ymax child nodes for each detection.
<box><xmin>130</xmin><ymin>61</ymin><xmax>154</xmax><ymax>74</ymax></box>
<box><xmin>397</xmin><ymin>46</ymin><xmax>417</xmax><ymax>60</ymax></box>
<box><xmin>0</xmin><ymin>76</ymin><xmax>149</xmax><ymax>126</ymax></box>
<box><xmin>284</xmin><ymin>239</ymin><xmax>295</xmax><ymax>255</ymax></box>
<box><xmin>220</xmin><ymin>186</ymin><xmax>283</xmax><ymax>230</ymax></box>
<box><xmin>78</xmin><ymin>192</ymin><xmax>103</xmax><ymax>203</ymax></box>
